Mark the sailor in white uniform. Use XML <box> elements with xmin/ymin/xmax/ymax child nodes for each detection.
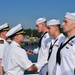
<box><xmin>0</xmin><ymin>23</ymin><xmax>10</xmax><ymax>75</ymax></box>
<box><xmin>2</xmin><ymin>24</ymin><xmax>38</xmax><ymax>75</ymax></box>
<box><xmin>27</xmin><ymin>18</ymin><xmax>53</xmax><ymax>75</ymax></box>
<box><xmin>46</xmin><ymin>19</ymin><xmax>65</xmax><ymax>75</ymax></box>
<box><xmin>56</xmin><ymin>12</ymin><xmax>75</xmax><ymax>75</ymax></box>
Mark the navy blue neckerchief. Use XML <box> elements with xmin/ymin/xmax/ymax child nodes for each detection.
<box><xmin>38</xmin><ymin>32</ymin><xmax>47</xmax><ymax>48</ymax></box>
<box><xmin>47</xmin><ymin>39</ymin><xmax>58</xmax><ymax>60</ymax></box>
<box><xmin>56</xmin><ymin>35</ymin><xmax>75</xmax><ymax>65</ymax></box>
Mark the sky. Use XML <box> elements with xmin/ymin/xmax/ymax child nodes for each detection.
<box><xmin>0</xmin><ymin>0</ymin><xmax>75</xmax><ymax>29</ymax></box>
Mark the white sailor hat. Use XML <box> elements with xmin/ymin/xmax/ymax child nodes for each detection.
<box><xmin>0</xmin><ymin>23</ymin><xmax>10</xmax><ymax>31</ymax></box>
<box><xmin>47</xmin><ymin>19</ymin><xmax>60</xmax><ymax>26</ymax></box>
<box><xmin>6</xmin><ymin>24</ymin><xmax>25</xmax><ymax>37</ymax></box>
<box><xmin>36</xmin><ymin>17</ymin><xmax>46</xmax><ymax>24</ymax></box>
<box><xmin>65</xmin><ymin>12</ymin><xmax>75</xmax><ymax>20</ymax></box>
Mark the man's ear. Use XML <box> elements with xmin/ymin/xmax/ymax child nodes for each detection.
<box><xmin>55</xmin><ymin>26</ymin><xmax>58</xmax><ymax>31</ymax></box>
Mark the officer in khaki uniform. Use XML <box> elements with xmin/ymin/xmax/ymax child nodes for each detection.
<box><xmin>0</xmin><ymin>23</ymin><xmax>10</xmax><ymax>75</ymax></box>
<box><xmin>55</xmin><ymin>12</ymin><xmax>75</xmax><ymax>75</ymax></box>
<box><xmin>27</xmin><ymin>18</ymin><xmax>53</xmax><ymax>75</ymax></box>
<box><xmin>46</xmin><ymin>19</ymin><xmax>65</xmax><ymax>75</ymax></box>
<box><xmin>2</xmin><ymin>24</ymin><xmax>38</xmax><ymax>75</ymax></box>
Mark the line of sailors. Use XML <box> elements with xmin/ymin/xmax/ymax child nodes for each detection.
<box><xmin>0</xmin><ymin>11</ymin><xmax>75</xmax><ymax>75</ymax></box>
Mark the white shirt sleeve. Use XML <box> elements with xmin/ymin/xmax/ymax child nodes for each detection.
<box><xmin>35</xmin><ymin>35</ymin><xmax>52</xmax><ymax>72</ymax></box>
<box><xmin>35</xmin><ymin>47</ymin><xmax>48</xmax><ymax>72</ymax></box>
<box><xmin>33</xmin><ymin>47</ymin><xmax>39</xmax><ymax>54</ymax></box>
<box><xmin>14</xmin><ymin>48</ymin><xmax>33</xmax><ymax>70</ymax></box>
<box><xmin>35</xmin><ymin>40</ymin><xmax>49</xmax><ymax>71</ymax></box>
<box><xmin>0</xmin><ymin>44</ymin><xmax>4</xmax><ymax>59</ymax></box>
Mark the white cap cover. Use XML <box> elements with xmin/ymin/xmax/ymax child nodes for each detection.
<box><xmin>36</xmin><ymin>17</ymin><xmax>46</xmax><ymax>24</ymax></box>
<box><xmin>47</xmin><ymin>19</ymin><xmax>60</xmax><ymax>26</ymax></box>
<box><xmin>0</xmin><ymin>23</ymin><xmax>9</xmax><ymax>30</ymax></box>
<box><xmin>6</xmin><ymin>24</ymin><xmax>22</xmax><ymax>37</ymax></box>
<box><xmin>65</xmin><ymin>12</ymin><xmax>75</xmax><ymax>20</ymax></box>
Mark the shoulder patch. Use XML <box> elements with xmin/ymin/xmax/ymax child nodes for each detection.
<box><xmin>0</xmin><ymin>40</ymin><xmax>4</xmax><ymax>44</ymax></box>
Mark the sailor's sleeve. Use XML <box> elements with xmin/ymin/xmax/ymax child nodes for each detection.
<box><xmin>33</xmin><ymin>47</ymin><xmax>39</xmax><ymax>54</ymax></box>
<box><xmin>35</xmin><ymin>40</ymin><xmax>48</xmax><ymax>72</ymax></box>
<box><xmin>14</xmin><ymin>48</ymin><xmax>33</xmax><ymax>70</ymax></box>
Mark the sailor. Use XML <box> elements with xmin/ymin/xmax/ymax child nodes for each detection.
<box><xmin>46</xmin><ymin>19</ymin><xmax>65</xmax><ymax>75</ymax></box>
<box><xmin>2</xmin><ymin>24</ymin><xmax>38</xmax><ymax>75</ymax></box>
<box><xmin>0</xmin><ymin>23</ymin><xmax>10</xmax><ymax>75</ymax></box>
<box><xmin>27</xmin><ymin>17</ymin><xmax>53</xmax><ymax>75</ymax></box>
<box><xmin>56</xmin><ymin>12</ymin><xmax>75</xmax><ymax>75</ymax></box>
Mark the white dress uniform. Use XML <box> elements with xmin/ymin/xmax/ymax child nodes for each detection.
<box><xmin>33</xmin><ymin>32</ymin><xmax>52</xmax><ymax>72</ymax></box>
<box><xmin>2</xmin><ymin>41</ymin><xmax>33</xmax><ymax>75</ymax></box>
<box><xmin>55</xmin><ymin>12</ymin><xmax>75</xmax><ymax>75</ymax></box>
<box><xmin>0</xmin><ymin>38</ymin><xmax>9</xmax><ymax>61</ymax></box>
<box><xmin>2</xmin><ymin>24</ymin><xmax>33</xmax><ymax>75</ymax></box>
<box><xmin>59</xmin><ymin>37</ymin><xmax>75</xmax><ymax>75</ymax></box>
<box><xmin>0</xmin><ymin>23</ymin><xmax>10</xmax><ymax>75</ymax></box>
<box><xmin>0</xmin><ymin>23</ymin><xmax>10</xmax><ymax>60</ymax></box>
<box><xmin>48</xmin><ymin>33</ymin><xmax>65</xmax><ymax>75</ymax></box>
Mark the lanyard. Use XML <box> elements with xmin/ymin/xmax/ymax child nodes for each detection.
<box><xmin>47</xmin><ymin>39</ymin><xmax>58</xmax><ymax>60</ymax></box>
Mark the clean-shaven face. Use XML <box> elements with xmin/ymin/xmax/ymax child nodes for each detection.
<box><xmin>1</xmin><ymin>31</ymin><xmax>8</xmax><ymax>39</ymax></box>
<box><xmin>36</xmin><ymin>23</ymin><xmax>43</xmax><ymax>33</ymax></box>
<box><xmin>62</xmin><ymin>18</ymin><xmax>75</xmax><ymax>33</ymax></box>
<box><xmin>47</xmin><ymin>25</ymin><xmax>56</xmax><ymax>36</ymax></box>
<box><xmin>16</xmin><ymin>34</ymin><xmax>25</xmax><ymax>42</ymax></box>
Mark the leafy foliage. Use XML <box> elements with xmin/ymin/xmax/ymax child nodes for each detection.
<box><xmin>25</xmin><ymin>28</ymin><xmax>67</xmax><ymax>38</ymax></box>
<box><xmin>25</xmin><ymin>29</ymin><xmax>41</xmax><ymax>38</ymax></box>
